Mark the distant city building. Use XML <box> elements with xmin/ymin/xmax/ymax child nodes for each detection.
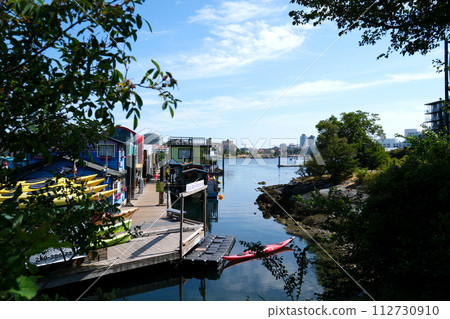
<box><xmin>404</xmin><ymin>128</ymin><xmax>420</xmax><ymax>137</ymax></box>
<box><xmin>222</xmin><ymin>139</ymin><xmax>237</xmax><ymax>155</ymax></box>
<box><xmin>300</xmin><ymin>134</ymin><xmax>307</xmax><ymax>147</ymax></box>
<box><xmin>424</xmin><ymin>99</ymin><xmax>449</xmax><ymax>132</ymax></box>
<box><xmin>377</xmin><ymin>137</ymin><xmax>404</xmax><ymax>150</ymax></box>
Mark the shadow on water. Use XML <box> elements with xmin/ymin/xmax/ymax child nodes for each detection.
<box><xmin>41</xmin><ymin>159</ymin><xmax>333</xmax><ymax>300</ymax></box>
<box><xmin>41</xmin><ymin>243</ymin><xmax>314</xmax><ymax>301</ymax></box>
<box><xmin>233</xmin><ymin>240</ymin><xmax>310</xmax><ymax>301</ymax></box>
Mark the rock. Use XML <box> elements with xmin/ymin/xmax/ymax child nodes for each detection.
<box><xmin>255</xmin><ymin>176</ymin><xmax>361</xmax><ymax>241</ymax></box>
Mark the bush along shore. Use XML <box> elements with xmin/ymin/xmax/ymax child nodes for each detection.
<box><xmin>255</xmin><ymin>175</ymin><xmax>369</xmax><ymax>300</ymax></box>
<box><xmin>256</xmin><ymin>130</ymin><xmax>450</xmax><ymax>300</ymax></box>
<box><xmin>255</xmin><ymin>176</ymin><xmax>360</xmax><ymax>241</ymax></box>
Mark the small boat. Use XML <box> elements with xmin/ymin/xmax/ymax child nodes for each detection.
<box><xmin>223</xmin><ymin>246</ymin><xmax>293</xmax><ymax>269</ymax></box>
<box><xmin>0</xmin><ymin>176</ymin><xmax>103</xmax><ymax>194</ymax></box>
<box><xmin>92</xmin><ymin>207</ymin><xmax>138</xmax><ymax>225</ymax></box>
<box><xmin>14</xmin><ymin>189</ymin><xmax>117</xmax><ymax>209</ymax></box>
<box><xmin>0</xmin><ymin>184</ymin><xmax>107</xmax><ymax>203</ymax></box>
<box><xmin>223</xmin><ymin>236</ymin><xmax>295</xmax><ymax>262</ymax></box>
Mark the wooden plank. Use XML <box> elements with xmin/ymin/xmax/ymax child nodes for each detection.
<box><xmin>38</xmin><ymin>182</ymin><xmax>207</xmax><ymax>289</ymax></box>
<box><xmin>180</xmin><ymin>185</ymin><xmax>207</xmax><ymax>198</ymax></box>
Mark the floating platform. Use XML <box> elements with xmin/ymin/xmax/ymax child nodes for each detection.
<box><xmin>277</xmin><ymin>165</ymin><xmax>300</xmax><ymax>167</ymax></box>
<box><xmin>182</xmin><ymin>234</ymin><xmax>235</xmax><ymax>270</ymax></box>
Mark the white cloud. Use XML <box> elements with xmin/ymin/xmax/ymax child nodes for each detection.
<box><xmin>166</xmin><ymin>0</ymin><xmax>311</xmax><ymax>79</ymax></box>
<box><xmin>271</xmin><ymin>69</ymin><xmax>441</xmax><ymax>99</ymax></box>
<box><xmin>188</xmin><ymin>0</ymin><xmax>285</xmax><ymax>24</ymax></box>
<box><xmin>177</xmin><ymin>21</ymin><xmax>306</xmax><ymax>79</ymax></box>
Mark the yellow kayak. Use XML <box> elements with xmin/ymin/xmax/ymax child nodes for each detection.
<box><xmin>0</xmin><ymin>175</ymin><xmax>102</xmax><ymax>194</ymax></box>
<box><xmin>16</xmin><ymin>174</ymin><xmax>97</xmax><ymax>187</ymax></box>
<box><xmin>0</xmin><ymin>184</ymin><xmax>108</xmax><ymax>203</ymax></box>
<box><xmin>14</xmin><ymin>189</ymin><xmax>117</xmax><ymax>209</ymax></box>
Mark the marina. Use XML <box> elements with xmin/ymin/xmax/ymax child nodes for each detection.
<box><xmin>41</xmin><ymin>158</ymin><xmax>322</xmax><ymax>301</ymax></box>
<box><xmin>37</xmin><ymin>181</ymin><xmax>233</xmax><ymax>290</ymax></box>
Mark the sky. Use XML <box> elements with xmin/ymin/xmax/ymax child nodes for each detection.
<box><xmin>115</xmin><ymin>0</ymin><xmax>446</xmax><ymax>148</ymax></box>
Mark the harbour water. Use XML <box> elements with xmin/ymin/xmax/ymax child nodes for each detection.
<box><xmin>53</xmin><ymin>158</ymin><xmax>324</xmax><ymax>300</ymax></box>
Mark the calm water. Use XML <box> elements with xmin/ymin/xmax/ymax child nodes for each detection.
<box><xmin>54</xmin><ymin>158</ymin><xmax>324</xmax><ymax>300</ymax></box>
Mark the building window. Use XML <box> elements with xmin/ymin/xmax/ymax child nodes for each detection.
<box><xmin>98</xmin><ymin>144</ymin><xmax>115</xmax><ymax>157</ymax></box>
<box><xmin>178</xmin><ymin>148</ymin><xmax>191</xmax><ymax>160</ymax></box>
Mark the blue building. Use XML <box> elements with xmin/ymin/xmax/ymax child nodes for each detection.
<box><xmin>20</xmin><ymin>136</ymin><xmax>128</xmax><ymax>206</ymax></box>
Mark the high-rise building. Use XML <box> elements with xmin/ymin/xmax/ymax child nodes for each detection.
<box><xmin>424</xmin><ymin>99</ymin><xmax>448</xmax><ymax>132</ymax></box>
<box><xmin>300</xmin><ymin>134</ymin><xmax>307</xmax><ymax>147</ymax></box>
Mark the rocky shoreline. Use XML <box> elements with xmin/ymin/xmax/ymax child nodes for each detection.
<box><xmin>255</xmin><ymin>176</ymin><xmax>361</xmax><ymax>241</ymax></box>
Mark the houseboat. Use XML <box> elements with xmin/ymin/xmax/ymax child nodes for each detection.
<box><xmin>167</xmin><ymin>137</ymin><xmax>220</xmax><ymax>198</ymax></box>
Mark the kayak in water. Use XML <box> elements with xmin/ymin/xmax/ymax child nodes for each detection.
<box><xmin>223</xmin><ymin>236</ymin><xmax>295</xmax><ymax>262</ymax></box>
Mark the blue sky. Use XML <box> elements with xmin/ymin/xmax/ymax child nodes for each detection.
<box><xmin>116</xmin><ymin>0</ymin><xmax>445</xmax><ymax>147</ymax></box>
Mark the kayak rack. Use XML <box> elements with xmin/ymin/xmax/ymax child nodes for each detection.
<box><xmin>182</xmin><ymin>234</ymin><xmax>236</xmax><ymax>270</ymax></box>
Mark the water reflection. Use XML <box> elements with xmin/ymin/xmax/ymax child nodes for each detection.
<box><xmin>171</xmin><ymin>197</ymin><xmax>218</xmax><ymax>232</ymax></box>
<box><xmin>234</xmin><ymin>240</ymin><xmax>309</xmax><ymax>301</ymax></box>
<box><xmin>42</xmin><ymin>159</ymin><xmax>325</xmax><ymax>300</ymax></box>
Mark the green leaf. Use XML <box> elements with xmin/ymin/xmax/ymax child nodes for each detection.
<box><xmin>111</xmin><ymin>69</ymin><xmax>122</xmax><ymax>84</ymax></box>
<box><xmin>134</xmin><ymin>93</ymin><xmax>143</xmax><ymax>108</ymax></box>
<box><xmin>162</xmin><ymin>101</ymin><xmax>168</xmax><ymax>110</ymax></box>
<box><xmin>133</xmin><ymin>115</ymin><xmax>138</xmax><ymax>129</ymax></box>
<box><xmin>146</xmin><ymin>20</ymin><xmax>152</xmax><ymax>32</ymax></box>
<box><xmin>151</xmin><ymin>60</ymin><xmax>160</xmax><ymax>71</ymax></box>
<box><xmin>12</xmin><ymin>214</ymin><xmax>24</xmax><ymax>229</ymax></box>
<box><xmin>9</xmin><ymin>276</ymin><xmax>39</xmax><ymax>300</ymax></box>
<box><xmin>136</xmin><ymin>15</ymin><xmax>142</xmax><ymax>29</ymax></box>
<box><xmin>169</xmin><ymin>106</ymin><xmax>174</xmax><ymax>118</ymax></box>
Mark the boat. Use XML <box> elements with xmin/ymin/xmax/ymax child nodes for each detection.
<box><xmin>0</xmin><ymin>175</ymin><xmax>103</xmax><ymax>194</ymax></box>
<box><xmin>222</xmin><ymin>236</ymin><xmax>295</xmax><ymax>262</ymax></box>
<box><xmin>92</xmin><ymin>207</ymin><xmax>138</xmax><ymax>225</ymax></box>
<box><xmin>0</xmin><ymin>184</ymin><xmax>107</xmax><ymax>203</ymax></box>
<box><xmin>14</xmin><ymin>189</ymin><xmax>117</xmax><ymax>209</ymax></box>
<box><xmin>223</xmin><ymin>246</ymin><xmax>293</xmax><ymax>269</ymax></box>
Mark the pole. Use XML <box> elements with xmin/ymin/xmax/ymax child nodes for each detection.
<box><xmin>180</xmin><ymin>195</ymin><xmax>184</xmax><ymax>259</ymax></box>
<box><xmin>131</xmin><ymin>154</ymin><xmax>136</xmax><ymax>199</ymax></box>
<box><xmin>222</xmin><ymin>151</ymin><xmax>225</xmax><ymax>174</ymax></box>
<box><xmin>159</xmin><ymin>165</ymin><xmax>164</xmax><ymax>205</ymax></box>
<box><xmin>445</xmin><ymin>39</ymin><xmax>449</xmax><ymax>134</ymax></box>
<box><xmin>203</xmin><ymin>188</ymin><xmax>207</xmax><ymax>234</ymax></box>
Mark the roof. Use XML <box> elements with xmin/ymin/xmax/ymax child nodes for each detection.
<box><xmin>82</xmin><ymin>160</ymin><xmax>126</xmax><ymax>177</ymax></box>
<box><xmin>181</xmin><ymin>168</ymin><xmax>208</xmax><ymax>174</ymax></box>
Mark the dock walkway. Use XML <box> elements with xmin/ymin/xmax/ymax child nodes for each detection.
<box><xmin>39</xmin><ymin>182</ymin><xmax>205</xmax><ymax>289</ymax></box>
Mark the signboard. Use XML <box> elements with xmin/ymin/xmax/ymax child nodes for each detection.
<box><xmin>186</xmin><ymin>180</ymin><xmax>205</xmax><ymax>193</ymax></box>
<box><xmin>30</xmin><ymin>247</ymin><xmax>86</xmax><ymax>267</ymax></box>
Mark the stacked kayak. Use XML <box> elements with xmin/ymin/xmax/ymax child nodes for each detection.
<box><xmin>223</xmin><ymin>236</ymin><xmax>295</xmax><ymax>262</ymax></box>
<box><xmin>0</xmin><ymin>174</ymin><xmax>116</xmax><ymax>208</ymax></box>
<box><xmin>0</xmin><ymin>174</ymin><xmax>98</xmax><ymax>194</ymax></box>
<box><xmin>0</xmin><ymin>183</ymin><xmax>107</xmax><ymax>203</ymax></box>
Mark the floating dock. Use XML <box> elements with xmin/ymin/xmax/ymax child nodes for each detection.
<box><xmin>183</xmin><ymin>234</ymin><xmax>236</xmax><ymax>269</ymax></box>
<box><xmin>38</xmin><ymin>182</ymin><xmax>207</xmax><ymax>290</ymax></box>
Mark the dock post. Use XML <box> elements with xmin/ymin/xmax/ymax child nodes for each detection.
<box><xmin>180</xmin><ymin>195</ymin><xmax>184</xmax><ymax>258</ymax></box>
<box><xmin>222</xmin><ymin>151</ymin><xmax>225</xmax><ymax>174</ymax></box>
<box><xmin>203</xmin><ymin>188</ymin><xmax>207</xmax><ymax>233</ymax></box>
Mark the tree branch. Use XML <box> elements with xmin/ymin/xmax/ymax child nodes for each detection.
<box><xmin>4</xmin><ymin>17</ymin><xmax>86</xmax><ymax>75</ymax></box>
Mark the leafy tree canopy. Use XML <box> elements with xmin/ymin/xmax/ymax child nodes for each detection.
<box><xmin>0</xmin><ymin>0</ymin><xmax>179</xmax><ymax>175</ymax></box>
<box><xmin>313</xmin><ymin>111</ymin><xmax>387</xmax><ymax>182</ymax></box>
<box><xmin>329</xmin><ymin>131</ymin><xmax>450</xmax><ymax>299</ymax></box>
<box><xmin>289</xmin><ymin>0</ymin><xmax>450</xmax><ymax>57</ymax></box>
<box><xmin>0</xmin><ymin>0</ymin><xmax>179</xmax><ymax>300</ymax></box>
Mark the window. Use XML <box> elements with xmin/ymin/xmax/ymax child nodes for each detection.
<box><xmin>178</xmin><ymin>148</ymin><xmax>191</xmax><ymax>160</ymax></box>
<box><xmin>98</xmin><ymin>144</ymin><xmax>115</xmax><ymax>157</ymax></box>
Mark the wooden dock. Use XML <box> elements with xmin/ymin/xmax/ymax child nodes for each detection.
<box><xmin>38</xmin><ymin>182</ymin><xmax>205</xmax><ymax>289</ymax></box>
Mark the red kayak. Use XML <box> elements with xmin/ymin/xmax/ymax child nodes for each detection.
<box><xmin>223</xmin><ymin>236</ymin><xmax>295</xmax><ymax>262</ymax></box>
